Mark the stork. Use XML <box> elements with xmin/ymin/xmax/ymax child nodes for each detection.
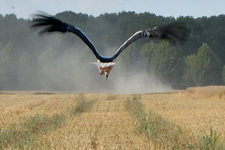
<box><xmin>31</xmin><ymin>13</ymin><xmax>189</xmax><ymax>80</ymax></box>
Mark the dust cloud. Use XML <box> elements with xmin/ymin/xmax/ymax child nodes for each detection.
<box><xmin>1</xmin><ymin>30</ymin><xmax>171</xmax><ymax>94</ymax></box>
<box><xmin>25</xmin><ymin>35</ymin><xmax>172</xmax><ymax>94</ymax></box>
<box><xmin>109</xmin><ymin>70</ymin><xmax>172</xmax><ymax>94</ymax></box>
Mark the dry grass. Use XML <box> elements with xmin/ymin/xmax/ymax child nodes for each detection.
<box><xmin>33</xmin><ymin>94</ymin><xmax>154</xmax><ymax>149</ymax></box>
<box><xmin>125</xmin><ymin>96</ymin><xmax>195</xmax><ymax>149</ymax></box>
<box><xmin>0</xmin><ymin>86</ymin><xmax>225</xmax><ymax>149</ymax></box>
<box><xmin>0</xmin><ymin>93</ymin><xmax>154</xmax><ymax>149</ymax></box>
<box><xmin>142</xmin><ymin>86</ymin><xmax>225</xmax><ymax>140</ymax></box>
<box><xmin>0</xmin><ymin>94</ymin><xmax>74</xmax><ymax>131</ymax></box>
<box><xmin>0</xmin><ymin>113</ymin><xmax>65</xmax><ymax>149</ymax></box>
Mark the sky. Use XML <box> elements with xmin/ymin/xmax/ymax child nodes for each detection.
<box><xmin>0</xmin><ymin>0</ymin><xmax>225</xmax><ymax>19</ymax></box>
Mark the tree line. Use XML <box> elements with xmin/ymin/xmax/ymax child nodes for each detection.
<box><xmin>0</xmin><ymin>11</ymin><xmax>225</xmax><ymax>90</ymax></box>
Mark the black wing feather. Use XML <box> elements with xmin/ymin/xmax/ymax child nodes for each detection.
<box><xmin>157</xmin><ymin>22</ymin><xmax>189</xmax><ymax>43</ymax></box>
<box><xmin>31</xmin><ymin>13</ymin><xmax>105</xmax><ymax>61</ymax></box>
<box><xmin>110</xmin><ymin>22</ymin><xmax>189</xmax><ymax>60</ymax></box>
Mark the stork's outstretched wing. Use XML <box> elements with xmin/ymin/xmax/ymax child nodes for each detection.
<box><xmin>110</xmin><ymin>22</ymin><xmax>189</xmax><ymax>60</ymax></box>
<box><xmin>31</xmin><ymin>13</ymin><xmax>107</xmax><ymax>62</ymax></box>
<box><xmin>31</xmin><ymin>13</ymin><xmax>189</xmax><ymax>62</ymax></box>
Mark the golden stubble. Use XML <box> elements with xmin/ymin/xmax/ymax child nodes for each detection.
<box><xmin>0</xmin><ymin>94</ymin><xmax>74</xmax><ymax>130</ymax></box>
<box><xmin>40</xmin><ymin>95</ymin><xmax>153</xmax><ymax>149</ymax></box>
<box><xmin>142</xmin><ymin>86</ymin><xmax>225</xmax><ymax>139</ymax></box>
<box><xmin>0</xmin><ymin>86</ymin><xmax>224</xmax><ymax>149</ymax></box>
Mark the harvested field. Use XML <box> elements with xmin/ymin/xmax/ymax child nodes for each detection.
<box><xmin>0</xmin><ymin>86</ymin><xmax>225</xmax><ymax>149</ymax></box>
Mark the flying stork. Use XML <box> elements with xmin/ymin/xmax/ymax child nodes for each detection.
<box><xmin>31</xmin><ymin>13</ymin><xmax>189</xmax><ymax>80</ymax></box>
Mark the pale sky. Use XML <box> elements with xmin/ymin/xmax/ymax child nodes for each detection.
<box><xmin>0</xmin><ymin>0</ymin><xmax>225</xmax><ymax>19</ymax></box>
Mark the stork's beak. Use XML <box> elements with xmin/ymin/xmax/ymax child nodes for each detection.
<box><xmin>106</xmin><ymin>75</ymin><xmax>109</xmax><ymax>81</ymax></box>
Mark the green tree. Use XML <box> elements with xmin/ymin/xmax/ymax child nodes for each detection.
<box><xmin>141</xmin><ymin>41</ymin><xmax>184</xmax><ymax>87</ymax></box>
<box><xmin>185</xmin><ymin>43</ymin><xmax>222</xmax><ymax>86</ymax></box>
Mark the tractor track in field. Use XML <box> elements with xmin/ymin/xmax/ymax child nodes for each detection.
<box><xmin>39</xmin><ymin>96</ymin><xmax>154</xmax><ymax>149</ymax></box>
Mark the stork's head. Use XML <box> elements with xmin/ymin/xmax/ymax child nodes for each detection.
<box><xmin>92</xmin><ymin>60</ymin><xmax>115</xmax><ymax>80</ymax></box>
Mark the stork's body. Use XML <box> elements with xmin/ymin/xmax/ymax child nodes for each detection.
<box><xmin>92</xmin><ymin>60</ymin><xmax>115</xmax><ymax>80</ymax></box>
<box><xmin>31</xmin><ymin>13</ymin><xmax>189</xmax><ymax>80</ymax></box>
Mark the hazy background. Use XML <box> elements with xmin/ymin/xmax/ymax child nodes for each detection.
<box><xmin>0</xmin><ymin>1</ymin><xmax>225</xmax><ymax>94</ymax></box>
<box><xmin>0</xmin><ymin>16</ymin><xmax>172</xmax><ymax>94</ymax></box>
<box><xmin>23</xmin><ymin>35</ymin><xmax>172</xmax><ymax>94</ymax></box>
